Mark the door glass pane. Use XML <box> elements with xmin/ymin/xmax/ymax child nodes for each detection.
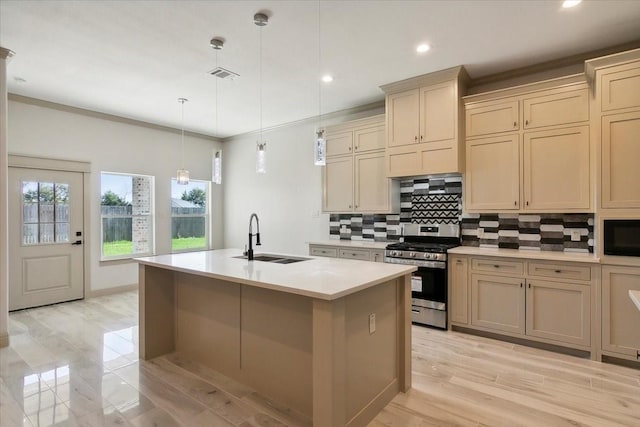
<box><xmin>22</xmin><ymin>181</ymin><xmax>72</xmax><ymax>245</ymax></box>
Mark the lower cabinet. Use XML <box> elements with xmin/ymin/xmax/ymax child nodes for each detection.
<box><xmin>602</xmin><ymin>265</ymin><xmax>640</xmax><ymax>361</ymax></box>
<box><xmin>308</xmin><ymin>244</ymin><xmax>385</xmax><ymax>263</ymax></box>
<box><xmin>450</xmin><ymin>255</ymin><xmax>595</xmax><ymax>354</ymax></box>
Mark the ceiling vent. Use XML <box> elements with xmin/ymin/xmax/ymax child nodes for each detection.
<box><xmin>208</xmin><ymin>67</ymin><xmax>239</xmax><ymax>79</ymax></box>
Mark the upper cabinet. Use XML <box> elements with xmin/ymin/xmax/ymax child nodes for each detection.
<box><xmin>381</xmin><ymin>66</ymin><xmax>468</xmax><ymax>177</ymax></box>
<box><xmin>586</xmin><ymin>49</ymin><xmax>640</xmax><ymax>210</ymax></box>
<box><xmin>322</xmin><ymin>115</ymin><xmax>399</xmax><ymax>214</ymax></box>
<box><xmin>463</xmin><ymin>79</ymin><xmax>592</xmax><ymax>213</ymax></box>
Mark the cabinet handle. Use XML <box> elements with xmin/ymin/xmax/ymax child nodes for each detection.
<box><xmin>526</xmin><ymin>201</ymin><xmax>529</xmax><ymax>206</ymax></box>
<box><xmin>456</xmin><ymin>259</ymin><xmax>462</xmax><ymax>264</ymax></box>
<box><xmin>525</xmin><ymin>119</ymin><xmax>529</xmax><ymax>126</ymax></box>
<box><xmin>554</xmin><ymin>270</ymin><xmax>562</xmax><ymax>273</ymax></box>
<box><xmin>520</xmin><ymin>283</ymin><xmax>523</xmax><ymax>288</ymax></box>
<box><xmin>493</xmin><ymin>265</ymin><xmax>500</xmax><ymax>268</ymax></box>
<box><xmin>514</xmin><ymin>201</ymin><xmax>517</xmax><ymax>206</ymax></box>
<box><xmin>354</xmin><ymin>146</ymin><xmax>358</xmax><ymax>150</ymax></box>
<box><xmin>414</xmin><ymin>136</ymin><xmax>418</xmax><ymax>142</ymax></box>
<box><xmin>420</xmin><ymin>135</ymin><xmax>423</xmax><ymax>141</ymax></box>
<box><xmin>348</xmin><ymin>146</ymin><xmax>352</xmax><ymax>151</ymax></box>
<box><xmin>513</xmin><ymin>121</ymin><xmax>517</xmax><ymax>127</ymax></box>
<box><xmin>348</xmin><ymin>204</ymin><xmax>352</xmax><ymax>208</ymax></box>
<box><xmin>528</xmin><ymin>283</ymin><xmax>531</xmax><ymax>289</ymax></box>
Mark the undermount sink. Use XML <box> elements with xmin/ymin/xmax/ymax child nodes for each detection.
<box><xmin>233</xmin><ymin>254</ymin><xmax>311</xmax><ymax>264</ymax></box>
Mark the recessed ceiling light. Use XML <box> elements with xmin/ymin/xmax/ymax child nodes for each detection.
<box><xmin>562</xmin><ymin>0</ymin><xmax>582</xmax><ymax>8</ymax></box>
<box><xmin>416</xmin><ymin>44</ymin><xmax>431</xmax><ymax>53</ymax></box>
<box><xmin>322</xmin><ymin>75</ymin><xmax>333</xmax><ymax>83</ymax></box>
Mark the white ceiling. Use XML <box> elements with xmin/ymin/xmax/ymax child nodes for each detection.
<box><xmin>1</xmin><ymin>1</ymin><xmax>640</xmax><ymax>139</ymax></box>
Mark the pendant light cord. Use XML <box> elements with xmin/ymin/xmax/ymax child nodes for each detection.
<box><xmin>180</xmin><ymin>98</ymin><xmax>185</xmax><ymax>168</ymax></box>
<box><xmin>259</xmin><ymin>22</ymin><xmax>263</xmax><ymax>145</ymax></box>
<box><xmin>318</xmin><ymin>0</ymin><xmax>322</xmax><ymax>132</ymax></box>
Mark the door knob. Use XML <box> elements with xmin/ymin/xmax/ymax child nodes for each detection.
<box><xmin>71</xmin><ymin>240</ymin><xmax>83</xmax><ymax>245</ymax></box>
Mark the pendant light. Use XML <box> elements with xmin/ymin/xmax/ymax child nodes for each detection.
<box><xmin>314</xmin><ymin>0</ymin><xmax>326</xmax><ymax>166</ymax></box>
<box><xmin>176</xmin><ymin>97</ymin><xmax>190</xmax><ymax>185</ymax></box>
<box><xmin>211</xmin><ymin>37</ymin><xmax>224</xmax><ymax>184</ymax></box>
<box><xmin>255</xmin><ymin>12</ymin><xmax>268</xmax><ymax>174</ymax></box>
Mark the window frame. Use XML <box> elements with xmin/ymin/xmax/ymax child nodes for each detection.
<box><xmin>170</xmin><ymin>178</ymin><xmax>211</xmax><ymax>254</ymax></box>
<box><xmin>100</xmin><ymin>171</ymin><xmax>155</xmax><ymax>261</ymax></box>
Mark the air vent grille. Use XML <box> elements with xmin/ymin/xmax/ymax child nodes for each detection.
<box><xmin>208</xmin><ymin>67</ymin><xmax>239</xmax><ymax>79</ymax></box>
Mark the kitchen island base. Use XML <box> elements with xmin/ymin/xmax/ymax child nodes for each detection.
<box><xmin>139</xmin><ymin>264</ymin><xmax>412</xmax><ymax>426</ymax></box>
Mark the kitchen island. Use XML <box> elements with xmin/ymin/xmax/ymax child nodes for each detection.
<box><xmin>136</xmin><ymin>249</ymin><xmax>416</xmax><ymax>427</ymax></box>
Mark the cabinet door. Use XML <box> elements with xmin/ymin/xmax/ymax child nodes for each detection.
<box><xmin>371</xmin><ymin>250</ymin><xmax>384</xmax><ymax>263</ymax></box>
<box><xmin>449</xmin><ymin>256</ymin><xmax>468</xmax><ymax>325</ymax></box>
<box><xmin>465</xmin><ymin>134</ymin><xmax>520</xmax><ymax>211</ymax></box>
<box><xmin>354</xmin><ymin>152</ymin><xmax>389</xmax><ymax>212</ymax></box>
<box><xmin>600</xmin><ymin>63</ymin><xmax>640</xmax><ymax>112</ymax></box>
<box><xmin>602</xmin><ymin>265</ymin><xmax>640</xmax><ymax>359</ymax></box>
<box><xmin>522</xmin><ymin>87</ymin><xmax>589</xmax><ymax>130</ymax></box>
<box><xmin>419</xmin><ymin>81</ymin><xmax>456</xmax><ymax>143</ymax></box>
<box><xmin>387</xmin><ymin>89</ymin><xmax>420</xmax><ymax>147</ymax></box>
<box><xmin>465</xmin><ymin>98</ymin><xmax>519</xmax><ymax>137</ymax></box>
<box><xmin>326</xmin><ymin>131</ymin><xmax>353</xmax><ymax>157</ymax></box>
<box><xmin>601</xmin><ymin>111</ymin><xmax>640</xmax><ymax>208</ymax></box>
<box><xmin>323</xmin><ymin>156</ymin><xmax>353</xmax><ymax>212</ymax></box>
<box><xmin>471</xmin><ymin>274</ymin><xmax>525</xmax><ymax>335</ymax></box>
<box><xmin>523</xmin><ymin>126</ymin><xmax>590</xmax><ymax>210</ymax></box>
<box><xmin>354</xmin><ymin>125</ymin><xmax>385</xmax><ymax>153</ymax></box>
<box><xmin>526</xmin><ymin>279</ymin><xmax>590</xmax><ymax>347</ymax></box>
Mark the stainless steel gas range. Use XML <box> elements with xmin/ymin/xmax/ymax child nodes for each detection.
<box><xmin>384</xmin><ymin>223</ymin><xmax>460</xmax><ymax>329</ymax></box>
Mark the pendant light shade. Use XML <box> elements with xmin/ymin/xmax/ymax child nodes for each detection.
<box><xmin>314</xmin><ymin>129</ymin><xmax>326</xmax><ymax>166</ymax></box>
<box><xmin>213</xmin><ymin>150</ymin><xmax>222</xmax><ymax>184</ymax></box>
<box><xmin>176</xmin><ymin>97</ymin><xmax>189</xmax><ymax>185</ymax></box>
<box><xmin>256</xmin><ymin>142</ymin><xmax>267</xmax><ymax>173</ymax></box>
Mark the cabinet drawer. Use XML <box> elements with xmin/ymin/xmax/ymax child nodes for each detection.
<box><xmin>522</xmin><ymin>87</ymin><xmax>589</xmax><ymax>130</ymax></box>
<box><xmin>465</xmin><ymin>99</ymin><xmax>519</xmax><ymax>137</ymax></box>
<box><xmin>310</xmin><ymin>246</ymin><xmax>337</xmax><ymax>258</ymax></box>
<box><xmin>339</xmin><ymin>248</ymin><xmax>371</xmax><ymax>261</ymax></box>
<box><xmin>471</xmin><ymin>258</ymin><xmax>524</xmax><ymax>275</ymax></box>
<box><xmin>326</xmin><ymin>131</ymin><xmax>353</xmax><ymax>157</ymax></box>
<box><xmin>527</xmin><ymin>262</ymin><xmax>591</xmax><ymax>282</ymax></box>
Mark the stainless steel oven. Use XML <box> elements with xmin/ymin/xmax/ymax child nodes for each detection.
<box><xmin>384</xmin><ymin>224</ymin><xmax>459</xmax><ymax>329</ymax></box>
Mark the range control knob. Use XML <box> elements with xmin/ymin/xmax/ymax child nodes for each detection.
<box><xmin>409</xmin><ymin>252</ymin><xmax>416</xmax><ymax>258</ymax></box>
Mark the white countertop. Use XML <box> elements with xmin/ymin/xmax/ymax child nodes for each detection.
<box><xmin>630</xmin><ymin>290</ymin><xmax>640</xmax><ymax>312</ymax></box>
<box><xmin>308</xmin><ymin>240</ymin><xmax>390</xmax><ymax>250</ymax></box>
<box><xmin>448</xmin><ymin>246</ymin><xmax>601</xmax><ymax>264</ymax></box>
<box><xmin>136</xmin><ymin>249</ymin><xmax>416</xmax><ymax>301</ymax></box>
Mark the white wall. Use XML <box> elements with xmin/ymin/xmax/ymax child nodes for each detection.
<box><xmin>222</xmin><ymin>106</ymin><xmax>383</xmax><ymax>256</ymax></box>
<box><xmin>7</xmin><ymin>97</ymin><xmax>222</xmax><ymax>292</ymax></box>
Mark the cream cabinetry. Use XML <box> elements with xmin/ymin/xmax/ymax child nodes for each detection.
<box><xmin>449</xmin><ymin>256</ymin><xmax>468</xmax><ymax>325</ymax></box>
<box><xmin>381</xmin><ymin>66</ymin><xmax>468</xmax><ymax>177</ymax></box>
<box><xmin>449</xmin><ymin>255</ymin><xmax>596</xmax><ymax>354</ymax></box>
<box><xmin>601</xmin><ymin>265</ymin><xmax>640</xmax><ymax>362</ymax></box>
<box><xmin>587</xmin><ymin>50</ymin><xmax>640</xmax><ymax>210</ymax></box>
<box><xmin>308</xmin><ymin>243</ymin><xmax>385</xmax><ymax>263</ymax></box>
<box><xmin>322</xmin><ymin>115</ymin><xmax>399</xmax><ymax>213</ymax></box>
<box><xmin>464</xmin><ymin>80</ymin><xmax>592</xmax><ymax>213</ymax></box>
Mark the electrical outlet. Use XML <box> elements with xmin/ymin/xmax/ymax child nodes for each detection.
<box><xmin>477</xmin><ymin>228</ymin><xmax>485</xmax><ymax>238</ymax></box>
<box><xmin>570</xmin><ymin>230</ymin><xmax>581</xmax><ymax>242</ymax></box>
<box><xmin>341</xmin><ymin>224</ymin><xmax>347</xmax><ymax>233</ymax></box>
<box><xmin>369</xmin><ymin>313</ymin><xmax>376</xmax><ymax>334</ymax></box>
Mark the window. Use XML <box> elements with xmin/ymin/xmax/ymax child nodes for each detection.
<box><xmin>100</xmin><ymin>172</ymin><xmax>154</xmax><ymax>260</ymax></box>
<box><xmin>171</xmin><ymin>179</ymin><xmax>209</xmax><ymax>252</ymax></box>
<box><xmin>21</xmin><ymin>181</ymin><xmax>70</xmax><ymax>244</ymax></box>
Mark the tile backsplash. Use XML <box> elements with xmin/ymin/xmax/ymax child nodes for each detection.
<box><xmin>329</xmin><ymin>176</ymin><xmax>463</xmax><ymax>242</ymax></box>
<box><xmin>460</xmin><ymin>213</ymin><xmax>594</xmax><ymax>253</ymax></box>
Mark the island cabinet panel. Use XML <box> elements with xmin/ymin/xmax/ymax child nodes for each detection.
<box><xmin>175</xmin><ymin>274</ymin><xmax>241</xmax><ymax>377</ymax></box>
<box><xmin>241</xmin><ymin>286</ymin><xmax>313</xmax><ymax>417</ymax></box>
<box><xmin>138</xmin><ymin>265</ymin><xmax>176</xmax><ymax>360</ymax></box>
<box><xmin>449</xmin><ymin>256</ymin><xmax>469</xmax><ymax>325</ymax></box>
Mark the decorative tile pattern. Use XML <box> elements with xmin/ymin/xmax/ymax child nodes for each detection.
<box><xmin>330</xmin><ymin>175</ymin><xmax>463</xmax><ymax>241</ymax></box>
<box><xmin>461</xmin><ymin>213</ymin><xmax>594</xmax><ymax>253</ymax></box>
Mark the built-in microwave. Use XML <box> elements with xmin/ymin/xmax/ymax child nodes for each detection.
<box><xmin>603</xmin><ymin>220</ymin><xmax>640</xmax><ymax>257</ymax></box>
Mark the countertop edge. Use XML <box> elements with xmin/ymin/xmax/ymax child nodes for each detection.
<box><xmin>136</xmin><ymin>258</ymin><xmax>416</xmax><ymax>301</ymax></box>
<box><xmin>307</xmin><ymin>240</ymin><xmax>390</xmax><ymax>249</ymax></box>
<box><xmin>630</xmin><ymin>290</ymin><xmax>640</xmax><ymax>312</ymax></box>
<box><xmin>448</xmin><ymin>247</ymin><xmax>601</xmax><ymax>264</ymax></box>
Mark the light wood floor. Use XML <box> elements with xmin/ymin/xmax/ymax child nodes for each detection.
<box><xmin>1</xmin><ymin>291</ymin><xmax>639</xmax><ymax>426</ymax></box>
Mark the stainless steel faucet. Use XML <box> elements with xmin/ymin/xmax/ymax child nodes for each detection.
<box><xmin>244</xmin><ymin>213</ymin><xmax>261</xmax><ymax>261</ymax></box>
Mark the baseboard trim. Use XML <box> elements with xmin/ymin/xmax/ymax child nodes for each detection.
<box><xmin>86</xmin><ymin>283</ymin><xmax>138</xmax><ymax>298</ymax></box>
<box><xmin>0</xmin><ymin>332</ymin><xmax>9</xmax><ymax>348</ymax></box>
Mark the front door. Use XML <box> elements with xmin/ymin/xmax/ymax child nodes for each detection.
<box><xmin>8</xmin><ymin>167</ymin><xmax>84</xmax><ymax>310</ymax></box>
